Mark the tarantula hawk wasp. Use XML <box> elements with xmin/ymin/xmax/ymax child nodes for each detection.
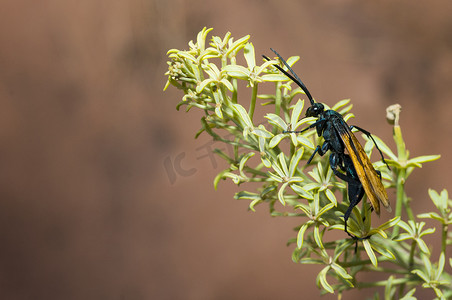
<box><xmin>264</xmin><ymin>49</ymin><xmax>391</xmax><ymax>239</ymax></box>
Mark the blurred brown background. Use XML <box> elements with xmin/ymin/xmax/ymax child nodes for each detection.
<box><xmin>0</xmin><ymin>0</ymin><xmax>451</xmax><ymax>299</ymax></box>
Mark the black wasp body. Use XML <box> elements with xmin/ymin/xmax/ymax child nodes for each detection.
<box><xmin>264</xmin><ymin>49</ymin><xmax>391</xmax><ymax>239</ymax></box>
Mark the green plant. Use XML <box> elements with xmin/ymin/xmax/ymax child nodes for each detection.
<box><xmin>164</xmin><ymin>28</ymin><xmax>452</xmax><ymax>299</ymax></box>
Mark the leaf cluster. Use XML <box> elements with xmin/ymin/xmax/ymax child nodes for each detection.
<box><xmin>164</xmin><ymin>28</ymin><xmax>451</xmax><ymax>299</ymax></box>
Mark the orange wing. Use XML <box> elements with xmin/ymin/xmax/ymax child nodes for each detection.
<box><xmin>336</xmin><ymin>124</ymin><xmax>390</xmax><ymax>215</ymax></box>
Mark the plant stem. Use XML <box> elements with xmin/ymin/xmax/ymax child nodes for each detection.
<box><xmin>274</xmin><ymin>81</ymin><xmax>282</xmax><ymax>116</ymax></box>
<box><xmin>232</xmin><ymin>78</ymin><xmax>238</xmax><ymax>104</ymax></box>
<box><xmin>249</xmin><ymin>83</ymin><xmax>258</xmax><ymax>121</ymax></box>
<box><xmin>408</xmin><ymin>240</ymin><xmax>416</xmax><ymax>269</ymax></box>
<box><xmin>442</xmin><ymin>223</ymin><xmax>448</xmax><ymax>254</ymax></box>
<box><xmin>392</xmin><ymin>169</ymin><xmax>405</xmax><ymax>238</ymax></box>
<box><xmin>355</xmin><ymin>277</ymin><xmax>412</xmax><ymax>288</ymax></box>
<box><xmin>399</xmin><ymin>240</ymin><xmax>417</xmax><ymax>296</ymax></box>
<box><xmin>392</xmin><ymin>124</ymin><xmax>410</xmax><ymax>238</ymax></box>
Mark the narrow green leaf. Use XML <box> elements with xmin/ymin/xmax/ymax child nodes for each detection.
<box><xmin>258</xmin><ymin>135</ymin><xmax>266</xmax><ymax>152</ymax></box>
<box><xmin>331</xmin><ymin>263</ymin><xmax>353</xmax><ymax>280</ymax></box>
<box><xmin>269</xmin><ymin>134</ymin><xmax>285</xmax><ymax>148</ymax></box>
<box><xmin>267</xmin><ymin>171</ymin><xmax>283</xmax><ymax>182</ymax></box>
<box><xmin>289</xmin><ymin>147</ymin><xmax>304</xmax><ymax>177</ymax></box>
<box><xmin>252</xmin><ymin>127</ymin><xmax>273</xmax><ymax>138</ymax></box>
<box><xmin>215</xmin><ymin>105</ymin><xmax>223</xmax><ymax>119</ymax></box>
<box><xmin>213</xmin><ymin>169</ymin><xmax>230</xmax><ymax>189</ymax></box>
<box><xmin>397</xmin><ymin>220</ymin><xmax>414</xmax><ymax>235</ymax></box>
<box><xmin>223</xmin><ymin>65</ymin><xmax>250</xmax><ymax>80</ymax></box>
<box><xmin>303</xmin><ymin>183</ymin><xmax>320</xmax><ymax>191</ymax></box>
<box><xmin>439</xmin><ymin>189</ymin><xmax>449</xmax><ymax>209</ymax></box>
<box><xmin>239</xmin><ymin>152</ymin><xmax>255</xmax><ymax>177</ymax></box>
<box><xmin>290</xmin><ymin>184</ymin><xmax>314</xmax><ymax>200</ymax></box>
<box><xmin>394</xmin><ymin>233</ymin><xmax>413</xmax><ymax>242</ymax></box>
<box><xmin>260</xmin><ymin>154</ymin><xmax>272</xmax><ymax>168</ymax></box>
<box><xmin>249</xmin><ymin>198</ymin><xmax>261</xmax><ymax>212</ymax></box>
<box><xmin>314</xmin><ymin>224</ymin><xmax>324</xmax><ymax>249</ymax></box>
<box><xmin>421</xmin><ymin>254</ymin><xmax>433</xmax><ymax>278</ymax></box>
<box><xmin>406</xmin><ymin>161</ymin><xmax>422</xmax><ymax>169</ymax></box>
<box><xmin>290</xmin><ymin>133</ymin><xmax>299</xmax><ymax>147</ymax></box>
<box><xmin>369</xmin><ymin>228</ymin><xmax>388</xmax><ymax>239</ymax></box>
<box><xmin>178</xmin><ymin>51</ymin><xmax>197</xmax><ymax>63</ymax></box>
<box><xmin>297</xmin><ymin>224</ymin><xmax>309</xmax><ymax>249</ymax></box>
<box><xmin>197</xmin><ymin>78</ymin><xmax>215</xmax><ymax>93</ymax></box>
<box><xmin>419</xmin><ymin>227</ymin><xmax>436</xmax><ymax>237</ymax></box>
<box><xmin>436</xmin><ymin>252</ymin><xmax>445</xmax><ymax>281</ymax></box>
<box><xmin>291</xmin><ymin>100</ymin><xmax>305</xmax><ymax>128</ymax></box>
<box><xmin>411</xmin><ymin>269</ymin><xmax>429</xmax><ymax>283</ymax></box>
<box><xmin>234</xmin><ymin>190</ymin><xmax>260</xmax><ymax>200</ymax></box>
<box><xmin>294</xmin><ymin>116</ymin><xmax>316</xmax><ymax>130</ymax></box>
<box><xmin>337</xmin><ymin>104</ymin><xmax>353</xmax><ymax>116</ymax></box>
<box><xmin>363</xmin><ymin>239</ymin><xmax>378</xmax><ymax>267</ymax></box>
<box><xmin>221</xmin><ymin>78</ymin><xmax>234</xmax><ymax>91</ymax></box>
<box><xmin>295</xmin><ymin>203</ymin><xmax>311</xmax><ymax>216</ymax></box>
<box><xmin>223</xmin><ymin>172</ymin><xmax>243</xmax><ymax>185</ymax></box>
<box><xmin>399</xmin><ymin>288</ymin><xmax>416</xmax><ymax>300</ymax></box>
<box><xmin>368</xmin><ymin>134</ymin><xmax>397</xmax><ymax>162</ymax></box>
<box><xmin>317</xmin><ymin>267</ymin><xmax>334</xmax><ymax>294</ymax></box>
<box><xmin>324</xmin><ymin>166</ymin><xmax>333</xmax><ymax>182</ymax></box>
<box><xmin>256</xmin><ymin>60</ymin><xmax>277</xmax><ymax>75</ymax></box>
<box><xmin>333</xmin><ymin>239</ymin><xmax>355</xmax><ymax>261</ymax></box>
<box><xmin>197</xmin><ymin>27</ymin><xmax>213</xmax><ymax>50</ymax></box>
<box><xmin>260</xmin><ymin>185</ymin><xmax>277</xmax><ymax>197</ymax></box>
<box><xmin>278</xmin><ymin>182</ymin><xmax>289</xmax><ymax>205</ymax></box>
<box><xmin>408</xmin><ymin>155</ymin><xmax>441</xmax><ymax>165</ymax></box>
<box><xmin>317</xmin><ymin>162</ymin><xmax>325</xmax><ymax>180</ymax></box>
<box><xmin>300</xmin><ymin>258</ymin><xmax>324</xmax><ymax>265</ymax></box>
<box><xmin>432</xmin><ymin>287</ymin><xmax>444</xmax><ymax>299</ymax></box>
<box><xmin>203</xmin><ymin>63</ymin><xmax>221</xmax><ymax>79</ymax></box>
<box><xmin>163</xmin><ymin>78</ymin><xmax>171</xmax><ymax>91</ymax></box>
<box><xmin>232</xmin><ymin>103</ymin><xmax>253</xmax><ymax>128</ymax></box>
<box><xmin>417</xmin><ymin>239</ymin><xmax>430</xmax><ymax>254</ymax></box>
<box><xmin>166</xmin><ymin>48</ymin><xmax>179</xmax><ymax>55</ymax></box>
<box><xmin>317</xmin><ymin>203</ymin><xmax>335</xmax><ymax>218</ymax></box>
<box><xmin>417</xmin><ymin>212</ymin><xmax>444</xmax><ymax>222</ymax></box>
<box><xmin>384</xmin><ymin>276</ymin><xmax>395</xmax><ymax>300</ymax></box>
<box><xmin>370</xmin><ymin>239</ymin><xmax>395</xmax><ymax>259</ymax></box>
<box><xmin>324</xmin><ymin>189</ymin><xmax>337</xmax><ymax>206</ymax></box>
<box><xmin>265</xmin><ymin>113</ymin><xmax>287</xmax><ymax>130</ymax></box>
<box><xmin>243</xmin><ymin>42</ymin><xmax>256</xmax><ymax>69</ymax></box>
<box><xmin>278</xmin><ymin>152</ymin><xmax>289</xmax><ymax>177</ymax></box>
<box><xmin>331</xmin><ymin>99</ymin><xmax>351</xmax><ymax>111</ymax></box>
<box><xmin>364</xmin><ymin>138</ymin><xmax>374</xmax><ymax>154</ymax></box>
<box><xmin>344</xmin><ymin>113</ymin><xmax>355</xmax><ymax>122</ymax></box>
<box><xmin>225</xmin><ymin>34</ymin><xmax>250</xmax><ymax>57</ymax></box>
<box><xmin>261</xmin><ymin>74</ymin><xmax>291</xmax><ymax>82</ymax></box>
<box><xmin>285</xmin><ymin>56</ymin><xmax>300</xmax><ymax>67</ymax></box>
<box><xmin>428</xmin><ymin>189</ymin><xmax>440</xmax><ymax>207</ymax></box>
<box><xmin>308</xmin><ymin>169</ymin><xmax>321</xmax><ymax>183</ymax></box>
<box><xmin>377</xmin><ymin>216</ymin><xmax>401</xmax><ymax>231</ymax></box>
<box><xmin>296</xmin><ymin>135</ymin><xmax>315</xmax><ymax>149</ymax></box>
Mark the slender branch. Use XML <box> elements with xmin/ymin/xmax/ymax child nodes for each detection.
<box><xmin>249</xmin><ymin>83</ymin><xmax>258</xmax><ymax>120</ymax></box>
<box><xmin>442</xmin><ymin>223</ymin><xmax>448</xmax><ymax>254</ymax></box>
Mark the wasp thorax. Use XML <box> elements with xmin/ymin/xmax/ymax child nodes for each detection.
<box><xmin>306</xmin><ymin>103</ymin><xmax>324</xmax><ymax>117</ymax></box>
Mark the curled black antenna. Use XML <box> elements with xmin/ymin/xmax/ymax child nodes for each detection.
<box><xmin>263</xmin><ymin>48</ymin><xmax>315</xmax><ymax>105</ymax></box>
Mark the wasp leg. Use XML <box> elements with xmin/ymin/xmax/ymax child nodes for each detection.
<box><xmin>349</xmin><ymin>125</ymin><xmax>390</xmax><ymax>171</ymax></box>
<box><xmin>329</xmin><ymin>153</ymin><xmax>359</xmax><ymax>184</ymax></box>
<box><xmin>306</xmin><ymin>141</ymin><xmax>330</xmax><ymax>164</ymax></box>
<box><xmin>330</xmin><ymin>154</ymin><xmax>370</xmax><ymax>240</ymax></box>
<box><xmin>283</xmin><ymin>119</ymin><xmax>325</xmax><ymax>134</ymax></box>
<box><xmin>343</xmin><ymin>180</ymin><xmax>365</xmax><ymax>239</ymax></box>
<box><xmin>375</xmin><ymin>169</ymin><xmax>382</xmax><ymax>180</ymax></box>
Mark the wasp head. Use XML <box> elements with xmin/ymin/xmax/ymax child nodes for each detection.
<box><xmin>306</xmin><ymin>103</ymin><xmax>324</xmax><ymax>117</ymax></box>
